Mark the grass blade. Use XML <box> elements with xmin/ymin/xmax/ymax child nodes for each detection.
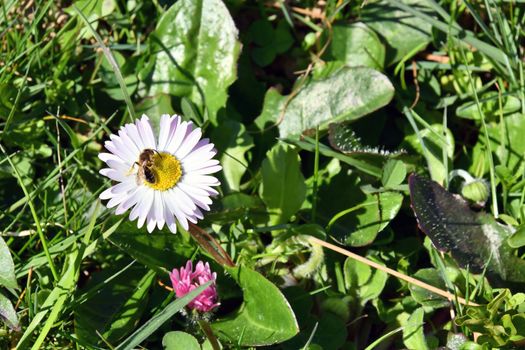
<box><xmin>115</xmin><ymin>281</ymin><xmax>212</xmax><ymax>350</ymax></box>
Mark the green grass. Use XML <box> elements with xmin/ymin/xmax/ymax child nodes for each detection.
<box><xmin>1</xmin><ymin>0</ymin><xmax>525</xmax><ymax>349</ymax></box>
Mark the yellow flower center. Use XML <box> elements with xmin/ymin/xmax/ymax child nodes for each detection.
<box><xmin>144</xmin><ymin>152</ymin><xmax>182</xmax><ymax>191</ymax></box>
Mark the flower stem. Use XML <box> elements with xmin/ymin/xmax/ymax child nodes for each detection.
<box><xmin>197</xmin><ymin>319</ymin><xmax>221</xmax><ymax>350</ymax></box>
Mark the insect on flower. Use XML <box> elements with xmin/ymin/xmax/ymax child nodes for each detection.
<box><xmin>98</xmin><ymin>114</ymin><xmax>222</xmax><ymax>233</ymax></box>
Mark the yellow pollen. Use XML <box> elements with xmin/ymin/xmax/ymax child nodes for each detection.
<box><xmin>144</xmin><ymin>152</ymin><xmax>182</xmax><ymax>191</ymax></box>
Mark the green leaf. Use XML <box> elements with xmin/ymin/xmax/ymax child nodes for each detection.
<box><xmin>382</xmin><ymin>159</ymin><xmax>406</xmax><ymax>188</ymax></box>
<box><xmin>206</xmin><ymin>193</ymin><xmax>267</xmax><ymax>225</ymax></box>
<box><xmin>344</xmin><ymin>256</ymin><xmax>388</xmax><ymax>305</ymax></box>
<box><xmin>163</xmin><ymin>331</ymin><xmax>201</xmax><ymax>350</ymax></box>
<box><xmin>326</xmin><ymin>23</ymin><xmax>385</xmax><ymax>70</ymax></box>
<box><xmin>446</xmin><ymin>333</ymin><xmax>468</xmax><ymax>350</ymax></box>
<box><xmin>483</xmin><ymin>113</ymin><xmax>525</xmax><ymax>172</ymax></box>
<box><xmin>331</xmin><ymin>191</ymin><xmax>403</xmax><ymax>247</ymax></box>
<box><xmin>0</xmin><ymin>291</ymin><xmax>19</xmax><ymax>331</ymax></box>
<box><xmin>211</xmin><ymin>120</ymin><xmax>254</xmax><ymax>192</ymax></box>
<box><xmin>108</xmin><ymin>220</ymin><xmax>193</xmax><ymax>274</ymax></box>
<box><xmin>0</xmin><ymin>236</ymin><xmax>17</xmax><ymax>289</ymax></box>
<box><xmin>275</xmin><ymin>66</ymin><xmax>394</xmax><ymax>138</ymax></box>
<box><xmin>508</xmin><ymin>226</ymin><xmax>525</xmax><ymax>248</ymax></box>
<box><xmin>116</xmin><ymin>281</ymin><xmax>212</xmax><ymax>350</ymax></box>
<box><xmin>150</xmin><ymin>0</ymin><xmax>241</xmax><ymax>124</ymax></box>
<box><xmin>409</xmin><ymin>173</ymin><xmax>525</xmax><ymax>284</ymax></box>
<box><xmin>403</xmin><ymin>307</ymin><xmax>428</xmax><ymax>350</ymax></box>
<box><xmin>403</xmin><ymin>124</ymin><xmax>454</xmax><ymax>186</ymax></box>
<box><xmin>456</xmin><ymin>92</ymin><xmax>521</xmax><ymax>120</ymax></box>
<box><xmin>212</xmin><ymin>266</ymin><xmax>299</xmax><ymax>346</ymax></box>
<box><xmin>75</xmin><ymin>264</ymin><xmax>155</xmax><ymax>345</ymax></box>
<box><xmin>135</xmin><ymin>94</ymin><xmax>175</xmax><ymax>131</ymax></box>
<box><xmin>408</xmin><ymin>268</ymin><xmax>450</xmax><ymax>309</ymax></box>
<box><xmin>259</xmin><ymin>144</ymin><xmax>306</xmax><ymax>225</ymax></box>
<box><xmin>362</xmin><ymin>0</ymin><xmax>432</xmax><ymax>65</ymax></box>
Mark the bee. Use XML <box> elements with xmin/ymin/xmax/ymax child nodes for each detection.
<box><xmin>135</xmin><ymin>149</ymin><xmax>160</xmax><ymax>185</ymax></box>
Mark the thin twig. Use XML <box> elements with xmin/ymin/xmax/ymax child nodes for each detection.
<box><xmin>43</xmin><ymin>115</ymin><xmax>88</xmax><ymax>125</ymax></box>
<box><xmin>308</xmin><ymin>237</ymin><xmax>479</xmax><ymax>306</ymax></box>
<box><xmin>14</xmin><ymin>267</ymin><xmax>32</xmax><ymax>310</ymax></box>
<box><xmin>410</xmin><ymin>60</ymin><xmax>420</xmax><ymax>109</ymax></box>
<box><xmin>188</xmin><ymin>223</ymin><xmax>235</xmax><ymax>267</ymax></box>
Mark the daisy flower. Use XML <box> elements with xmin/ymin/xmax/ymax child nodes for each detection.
<box><xmin>99</xmin><ymin>114</ymin><xmax>222</xmax><ymax>233</ymax></box>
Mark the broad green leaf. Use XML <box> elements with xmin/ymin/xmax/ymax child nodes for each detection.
<box><xmin>0</xmin><ymin>291</ymin><xmax>19</xmax><ymax>331</ymax></box>
<box><xmin>508</xmin><ymin>226</ymin><xmax>525</xmax><ymax>248</ymax></box>
<box><xmin>344</xmin><ymin>256</ymin><xmax>388</xmax><ymax>305</ymax></box>
<box><xmin>446</xmin><ymin>333</ymin><xmax>468</xmax><ymax>350</ymax></box>
<box><xmin>382</xmin><ymin>159</ymin><xmax>407</xmax><ymax>188</ymax></box>
<box><xmin>326</xmin><ymin>23</ymin><xmax>385</xmax><ymax>70</ymax></box>
<box><xmin>408</xmin><ymin>268</ymin><xmax>449</xmax><ymax>309</ymax></box>
<box><xmin>75</xmin><ymin>264</ymin><xmax>155</xmax><ymax>345</ymax></box>
<box><xmin>362</xmin><ymin>0</ymin><xmax>432</xmax><ymax>65</ymax></box>
<box><xmin>456</xmin><ymin>92</ymin><xmax>521</xmax><ymax>120</ymax></box>
<box><xmin>327</xmin><ymin>122</ymin><xmax>404</xmax><ymax>158</ymax></box>
<box><xmin>253</xmin><ymin>88</ymin><xmax>285</xmax><ymax>131</ymax></box>
<box><xmin>0</xmin><ymin>236</ymin><xmax>17</xmax><ymax>289</ymax></box>
<box><xmin>212</xmin><ymin>266</ymin><xmax>299</xmax><ymax>346</ymax></box>
<box><xmin>163</xmin><ymin>331</ymin><xmax>201</xmax><ymax>350</ymax></box>
<box><xmin>206</xmin><ymin>193</ymin><xmax>267</xmax><ymax>225</ymax></box>
<box><xmin>409</xmin><ymin>173</ymin><xmax>525</xmax><ymax>284</ymax></box>
<box><xmin>403</xmin><ymin>307</ymin><xmax>428</xmax><ymax>350</ymax></box>
<box><xmin>109</xmin><ymin>220</ymin><xmax>193</xmax><ymax>274</ymax></box>
<box><xmin>211</xmin><ymin>120</ymin><xmax>254</xmax><ymax>192</ymax></box>
<box><xmin>275</xmin><ymin>66</ymin><xmax>394</xmax><ymax>138</ymax></box>
<box><xmin>150</xmin><ymin>0</ymin><xmax>241</xmax><ymax>124</ymax></box>
<box><xmin>331</xmin><ymin>191</ymin><xmax>403</xmax><ymax>247</ymax></box>
<box><xmin>259</xmin><ymin>144</ymin><xmax>306</xmax><ymax>225</ymax></box>
<box><xmin>116</xmin><ymin>281</ymin><xmax>212</xmax><ymax>350</ymax></box>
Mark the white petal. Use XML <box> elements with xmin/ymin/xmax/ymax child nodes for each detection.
<box><xmin>123</xmin><ymin>123</ymin><xmax>145</xmax><ymax>150</ymax></box>
<box><xmin>100</xmin><ymin>168</ymin><xmax>128</xmax><ymax>182</ymax></box>
<box><xmin>184</xmin><ymin>175</ymin><xmax>220</xmax><ymax>186</ymax></box>
<box><xmin>100</xmin><ymin>187</ymin><xmax>116</xmax><ymax>200</ymax></box>
<box><xmin>137</xmin><ymin>115</ymin><xmax>156</xmax><ymax>149</ymax></box>
<box><xmin>106</xmin><ymin>192</ymin><xmax>128</xmax><ymax>208</ymax></box>
<box><xmin>182</xmin><ymin>144</ymin><xmax>216</xmax><ymax>164</ymax></box>
<box><xmin>161</xmin><ymin>115</ymin><xmax>181</xmax><ymax>152</ymax></box>
<box><xmin>135</xmin><ymin>189</ymin><xmax>154</xmax><ymax>228</ymax></box>
<box><xmin>153</xmin><ymin>191</ymin><xmax>165</xmax><ymax>230</ymax></box>
<box><xmin>164</xmin><ymin>191</ymin><xmax>189</xmax><ymax>230</ymax></box>
<box><xmin>118</xmin><ymin>129</ymin><xmax>141</xmax><ymax>156</ymax></box>
<box><xmin>178</xmin><ymin>182</ymin><xmax>213</xmax><ymax>199</ymax></box>
<box><xmin>175</xmin><ymin>127</ymin><xmax>202</xmax><ymax>160</ymax></box>
<box><xmin>104</xmin><ymin>140</ymin><xmax>131</xmax><ymax>163</ymax></box>
<box><xmin>162</xmin><ymin>192</ymin><xmax>178</xmax><ymax>233</ymax></box>
<box><xmin>157</xmin><ymin>114</ymin><xmax>173</xmax><ymax>151</ymax></box>
<box><xmin>110</xmin><ymin>134</ymin><xmax>137</xmax><ymax>165</ymax></box>
<box><xmin>173</xmin><ymin>186</ymin><xmax>197</xmax><ymax>213</ymax></box>
<box><xmin>115</xmin><ymin>187</ymin><xmax>142</xmax><ymax>215</ymax></box>
<box><xmin>166</xmin><ymin>120</ymin><xmax>189</xmax><ymax>155</ymax></box>
<box><xmin>189</xmin><ymin>165</ymin><xmax>223</xmax><ymax>175</ymax></box>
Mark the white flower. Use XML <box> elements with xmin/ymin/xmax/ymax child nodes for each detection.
<box><xmin>99</xmin><ymin>114</ymin><xmax>222</xmax><ymax>233</ymax></box>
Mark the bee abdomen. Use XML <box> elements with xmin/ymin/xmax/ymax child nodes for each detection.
<box><xmin>143</xmin><ymin>167</ymin><xmax>156</xmax><ymax>184</ymax></box>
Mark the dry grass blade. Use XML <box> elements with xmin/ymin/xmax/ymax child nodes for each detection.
<box><xmin>309</xmin><ymin>236</ymin><xmax>479</xmax><ymax>307</ymax></box>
